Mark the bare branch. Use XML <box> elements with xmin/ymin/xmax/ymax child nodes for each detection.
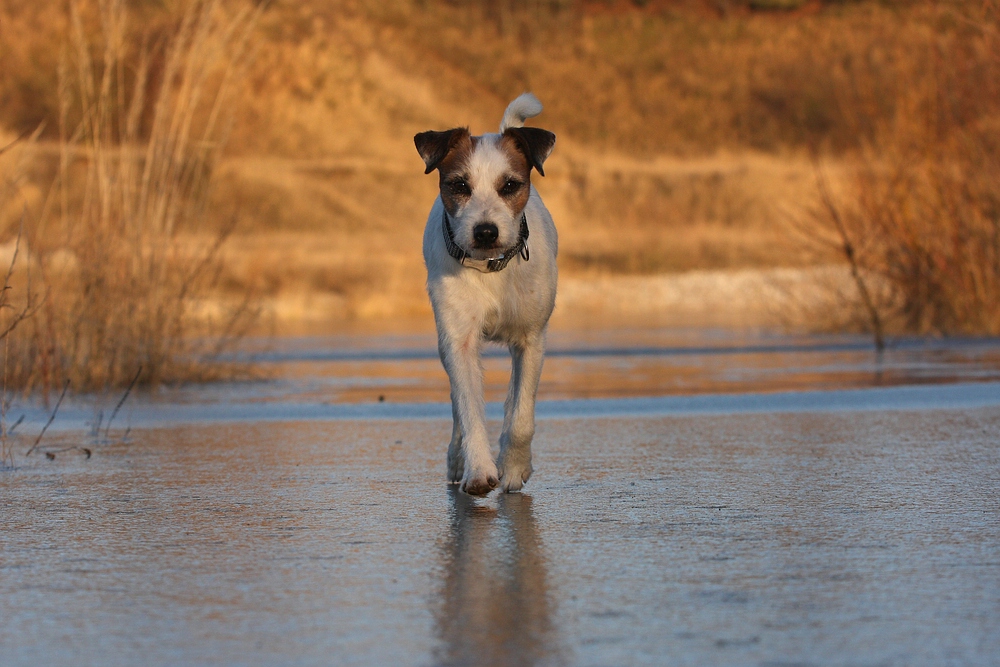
<box><xmin>0</xmin><ymin>213</ymin><xmax>38</xmax><ymax>343</ymax></box>
<box><xmin>105</xmin><ymin>365</ymin><xmax>142</xmax><ymax>438</ymax></box>
<box><xmin>26</xmin><ymin>380</ymin><xmax>70</xmax><ymax>457</ymax></box>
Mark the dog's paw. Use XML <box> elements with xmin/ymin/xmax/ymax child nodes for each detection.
<box><xmin>447</xmin><ymin>453</ymin><xmax>464</xmax><ymax>484</ymax></box>
<box><xmin>497</xmin><ymin>461</ymin><xmax>533</xmax><ymax>493</ymax></box>
<box><xmin>460</xmin><ymin>467</ymin><xmax>499</xmax><ymax>495</ymax></box>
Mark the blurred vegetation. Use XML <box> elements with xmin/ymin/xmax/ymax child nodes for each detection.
<box><xmin>805</xmin><ymin>0</ymin><xmax>1000</xmax><ymax>335</ymax></box>
<box><xmin>4</xmin><ymin>0</ymin><xmax>989</xmax><ymax>157</ymax></box>
<box><xmin>0</xmin><ymin>0</ymin><xmax>261</xmax><ymax>392</ymax></box>
<box><xmin>0</xmin><ymin>0</ymin><xmax>997</xmax><ymax>369</ymax></box>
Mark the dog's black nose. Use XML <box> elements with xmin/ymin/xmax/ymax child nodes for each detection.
<box><xmin>473</xmin><ymin>222</ymin><xmax>499</xmax><ymax>246</ymax></box>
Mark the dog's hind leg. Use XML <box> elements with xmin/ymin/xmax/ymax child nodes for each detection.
<box><xmin>497</xmin><ymin>332</ymin><xmax>545</xmax><ymax>492</ymax></box>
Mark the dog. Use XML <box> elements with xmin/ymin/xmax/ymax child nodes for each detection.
<box><xmin>415</xmin><ymin>93</ymin><xmax>557</xmax><ymax>495</ymax></box>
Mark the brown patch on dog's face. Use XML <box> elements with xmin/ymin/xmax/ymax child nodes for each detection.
<box><xmin>436</xmin><ymin>134</ymin><xmax>477</xmax><ymax>216</ymax></box>
<box><xmin>496</xmin><ymin>134</ymin><xmax>532</xmax><ymax>215</ymax></box>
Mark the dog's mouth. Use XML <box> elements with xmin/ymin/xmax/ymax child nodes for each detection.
<box><xmin>470</xmin><ymin>240</ymin><xmax>502</xmax><ymax>253</ymax></box>
<box><xmin>462</xmin><ymin>247</ymin><xmax>505</xmax><ymax>263</ymax></box>
<box><xmin>466</xmin><ymin>239</ymin><xmax>513</xmax><ymax>260</ymax></box>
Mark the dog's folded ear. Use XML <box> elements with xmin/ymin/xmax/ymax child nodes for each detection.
<box><xmin>503</xmin><ymin>127</ymin><xmax>556</xmax><ymax>177</ymax></box>
<box><xmin>414</xmin><ymin>128</ymin><xmax>470</xmax><ymax>174</ymax></box>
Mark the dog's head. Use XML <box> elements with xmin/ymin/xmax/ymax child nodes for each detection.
<box><xmin>415</xmin><ymin>125</ymin><xmax>555</xmax><ymax>258</ymax></box>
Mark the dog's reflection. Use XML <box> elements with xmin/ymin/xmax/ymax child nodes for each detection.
<box><xmin>434</xmin><ymin>489</ymin><xmax>562</xmax><ymax>667</ymax></box>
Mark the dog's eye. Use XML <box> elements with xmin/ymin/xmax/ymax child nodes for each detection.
<box><xmin>500</xmin><ymin>179</ymin><xmax>522</xmax><ymax>196</ymax></box>
<box><xmin>449</xmin><ymin>179</ymin><xmax>470</xmax><ymax>196</ymax></box>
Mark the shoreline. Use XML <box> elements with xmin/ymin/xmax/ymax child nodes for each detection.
<box><xmin>8</xmin><ymin>380</ymin><xmax>1000</xmax><ymax>438</ymax></box>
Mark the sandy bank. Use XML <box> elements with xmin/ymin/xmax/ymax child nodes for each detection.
<box><xmin>250</xmin><ymin>264</ymin><xmax>860</xmax><ymax>332</ymax></box>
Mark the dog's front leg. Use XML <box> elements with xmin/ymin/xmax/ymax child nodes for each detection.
<box><xmin>497</xmin><ymin>332</ymin><xmax>545</xmax><ymax>492</ymax></box>
<box><xmin>446</xmin><ymin>394</ymin><xmax>464</xmax><ymax>483</ymax></box>
<box><xmin>440</xmin><ymin>331</ymin><xmax>499</xmax><ymax>495</ymax></box>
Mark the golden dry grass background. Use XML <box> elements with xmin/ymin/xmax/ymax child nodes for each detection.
<box><xmin>0</xmin><ymin>0</ymin><xmax>998</xmax><ymax>390</ymax></box>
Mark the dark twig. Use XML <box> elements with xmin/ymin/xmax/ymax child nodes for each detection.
<box><xmin>26</xmin><ymin>379</ymin><xmax>70</xmax><ymax>457</ymax></box>
<box><xmin>0</xmin><ymin>129</ymin><xmax>31</xmax><ymax>158</ymax></box>
<box><xmin>42</xmin><ymin>445</ymin><xmax>92</xmax><ymax>459</ymax></box>
<box><xmin>8</xmin><ymin>414</ymin><xmax>24</xmax><ymax>434</ymax></box>
<box><xmin>105</xmin><ymin>365</ymin><xmax>141</xmax><ymax>438</ymax></box>
<box><xmin>0</xmin><ymin>212</ymin><xmax>41</xmax><ymax>343</ymax></box>
<box><xmin>813</xmin><ymin>158</ymin><xmax>885</xmax><ymax>352</ymax></box>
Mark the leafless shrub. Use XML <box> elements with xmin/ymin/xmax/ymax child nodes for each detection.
<box><xmin>813</xmin><ymin>1</ymin><xmax>1000</xmax><ymax>336</ymax></box>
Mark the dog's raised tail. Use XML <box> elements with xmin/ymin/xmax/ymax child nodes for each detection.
<box><xmin>499</xmin><ymin>93</ymin><xmax>543</xmax><ymax>132</ymax></box>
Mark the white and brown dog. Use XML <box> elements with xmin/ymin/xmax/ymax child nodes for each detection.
<box><xmin>415</xmin><ymin>93</ymin><xmax>557</xmax><ymax>495</ymax></box>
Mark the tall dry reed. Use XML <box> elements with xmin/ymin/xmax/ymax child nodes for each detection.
<box><xmin>0</xmin><ymin>0</ymin><xmax>262</xmax><ymax>393</ymax></box>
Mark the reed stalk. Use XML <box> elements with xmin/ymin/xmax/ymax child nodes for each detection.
<box><xmin>0</xmin><ymin>0</ymin><xmax>262</xmax><ymax>393</ymax></box>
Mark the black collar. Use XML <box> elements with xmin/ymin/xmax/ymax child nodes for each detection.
<box><xmin>442</xmin><ymin>209</ymin><xmax>529</xmax><ymax>273</ymax></box>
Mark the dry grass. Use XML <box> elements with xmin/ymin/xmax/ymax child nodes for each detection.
<box><xmin>543</xmin><ymin>151</ymin><xmax>825</xmax><ymax>274</ymax></box>
<box><xmin>359</xmin><ymin>0</ymin><xmax>936</xmax><ymax>155</ymax></box>
<box><xmin>7</xmin><ymin>1</ymin><xmax>967</xmax><ymax>156</ymax></box>
<box><xmin>0</xmin><ymin>0</ymin><xmax>261</xmax><ymax>392</ymax></box>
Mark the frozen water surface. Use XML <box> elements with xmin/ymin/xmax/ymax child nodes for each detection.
<box><xmin>2</xmin><ymin>328</ymin><xmax>999</xmax><ymax>666</ymax></box>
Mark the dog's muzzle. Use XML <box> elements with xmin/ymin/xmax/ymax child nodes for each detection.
<box><xmin>442</xmin><ymin>209</ymin><xmax>530</xmax><ymax>273</ymax></box>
